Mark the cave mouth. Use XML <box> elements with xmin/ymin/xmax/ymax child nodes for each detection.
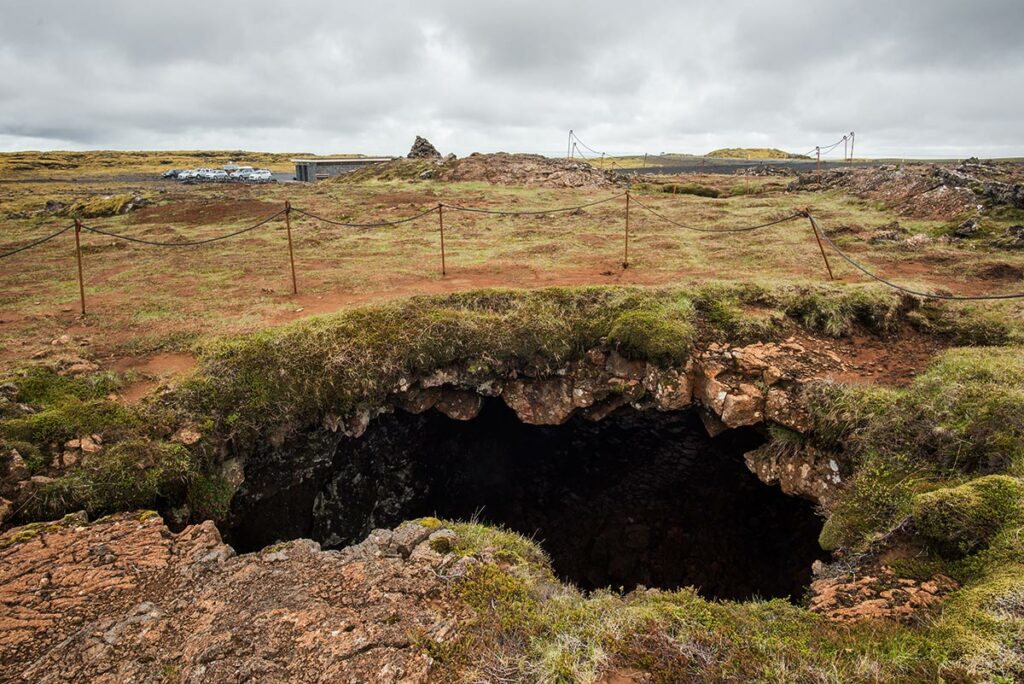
<box><xmin>225</xmin><ymin>400</ymin><xmax>827</xmax><ymax>602</ymax></box>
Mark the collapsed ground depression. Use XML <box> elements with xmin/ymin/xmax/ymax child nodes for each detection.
<box><xmin>224</xmin><ymin>401</ymin><xmax>827</xmax><ymax>601</ymax></box>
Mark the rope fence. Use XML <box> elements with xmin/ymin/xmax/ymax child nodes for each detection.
<box><xmin>3</xmin><ymin>189</ymin><xmax>1023</xmax><ymax>316</ymax></box>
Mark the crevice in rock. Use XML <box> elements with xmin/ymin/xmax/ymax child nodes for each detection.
<box><xmin>223</xmin><ymin>400</ymin><xmax>826</xmax><ymax>602</ymax></box>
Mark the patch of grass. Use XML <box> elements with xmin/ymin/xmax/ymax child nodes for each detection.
<box><xmin>5</xmin><ymin>366</ymin><xmax>122</xmax><ymax>406</ymax></box>
<box><xmin>661</xmin><ymin>183</ymin><xmax>720</xmax><ymax>198</ymax></box>
<box><xmin>426</xmin><ymin>522</ymin><xmax>962</xmax><ymax>682</ymax></box>
<box><xmin>23</xmin><ymin>439</ymin><xmax>196</xmax><ymax>519</ymax></box>
<box><xmin>0</xmin><ymin>397</ymin><xmax>144</xmax><ymax>446</ymax></box>
<box><xmin>809</xmin><ymin>346</ymin><xmax>1024</xmax><ymax>551</ymax></box>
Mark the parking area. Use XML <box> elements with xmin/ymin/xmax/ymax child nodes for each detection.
<box><xmin>162</xmin><ymin>164</ymin><xmax>277</xmax><ymax>183</ymax></box>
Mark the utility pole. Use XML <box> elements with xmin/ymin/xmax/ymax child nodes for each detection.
<box><xmin>567</xmin><ymin>130</ymin><xmax>573</xmax><ymax>159</ymax></box>
<box><xmin>816</xmin><ymin>146</ymin><xmax>821</xmax><ymax>182</ymax></box>
<box><xmin>849</xmin><ymin>131</ymin><xmax>855</xmax><ymax>161</ymax></box>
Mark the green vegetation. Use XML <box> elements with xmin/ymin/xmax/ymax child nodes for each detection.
<box><xmin>812</xmin><ymin>346</ymin><xmax>1024</xmax><ymax>553</ymax></box>
<box><xmin>661</xmin><ymin>182</ymin><xmax>720</xmax><ymax>198</ymax></box>
<box><xmin>706</xmin><ymin>147</ymin><xmax>808</xmax><ymax>160</ymax></box>
<box><xmin>3</xmin><ymin>285</ymin><xmax>1024</xmax><ymax>680</ymax></box>
<box><xmin>418</xmin><ymin>519</ymin><xmax>985</xmax><ymax>682</ymax></box>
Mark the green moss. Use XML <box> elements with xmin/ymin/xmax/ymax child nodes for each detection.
<box><xmin>185</xmin><ymin>473</ymin><xmax>234</xmax><ymax>520</ymax></box>
<box><xmin>5</xmin><ymin>366</ymin><xmax>122</xmax><ymax>406</ymax></box>
<box><xmin>809</xmin><ymin>347</ymin><xmax>1024</xmax><ymax>551</ymax></box>
<box><xmin>0</xmin><ymin>512</ymin><xmax>87</xmax><ymax>549</ymax></box>
<box><xmin>0</xmin><ymin>398</ymin><xmax>144</xmax><ymax>446</ymax></box>
<box><xmin>607</xmin><ymin>304</ymin><xmax>694</xmax><ymax>363</ymax></box>
<box><xmin>23</xmin><ymin>439</ymin><xmax>196</xmax><ymax>519</ymax></box>
<box><xmin>782</xmin><ymin>286</ymin><xmax>901</xmax><ymax>337</ymax></box>
<box><xmin>912</xmin><ymin>475</ymin><xmax>1024</xmax><ymax>558</ymax></box>
<box><xmin>909</xmin><ymin>304</ymin><xmax>1020</xmax><ymax>346</ymax></box>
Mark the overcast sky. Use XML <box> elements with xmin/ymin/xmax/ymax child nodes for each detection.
<box><xmin>1</xmin><ymin>1</ymin><xmax>1021</xmax><ymax>158</ymax></box>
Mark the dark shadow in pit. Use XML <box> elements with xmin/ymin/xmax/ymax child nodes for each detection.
<box><xmin>225</xmin><ymin>401</ymin><xmax>826</xmax><ymax>602</ymax></box>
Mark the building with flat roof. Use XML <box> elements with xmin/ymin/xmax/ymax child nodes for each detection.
<box><xmin>292</xmin><ymin>157</ymin><xmax>393</xmax><ymax>182</ymax></box>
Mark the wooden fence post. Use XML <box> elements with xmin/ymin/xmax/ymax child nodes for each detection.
<box><xmin>805</xmin><ymin>210</ymin><xmax>835</xmax><ymax>281</ymax></box>
<box><xmin>73</xmin><ymin>218</ymin><xmax>86</xmax><ymax>315</ymax></box>
<box><xmin>284</xmin><ymin>200</ymin><xmax>297</xmax><ymax>294</ymax></box>
<box><xmin>623</xmin><ymin>191</ymin><xmax>630</xmax><ymax>269</ymax></box>
<box><xmin>438</xmin><ymin>203</ymin><xmax>446</xmax><ymax>276</ymax></box>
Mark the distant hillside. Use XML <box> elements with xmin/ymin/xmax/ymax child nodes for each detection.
<box><xmin>706</xmin><ymin>148</ymin><xmax>808</xmax><ymax>160</ymax></box>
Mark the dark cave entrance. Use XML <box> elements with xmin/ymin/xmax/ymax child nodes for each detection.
<box><xmin>226</xmin><ymin>400</ymin><xmax>826</xmax><ymax>602</ymax></box>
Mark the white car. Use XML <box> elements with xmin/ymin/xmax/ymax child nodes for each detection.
<box><xmin>248</xmin><ymin>169</ymin><xmax>274</xmax><ymax>182</ymax></box>
<box><xmin>177</xmin><ymin>169</ymin><xmax>198</xmax><ymax>180</ymax></box>
<box><xmin>206</xmin><ymin>170</ymin><xmax>229</xmax><ymax>181</ymax></box>
<box><xmin>230</xmin><ymin>167</ymin><xmax>254</xmax><ymax>179</ymax></box>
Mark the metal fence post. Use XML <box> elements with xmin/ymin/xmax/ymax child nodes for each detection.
<box><xmin>284</xmin><ymin>200</ymin><xmax>297</xmax><ymax>294</ymax></box>
<box><xmin>438</xmin><ymin>203</ymin><xmax>446</xmax><ymax>276</ymax></box>
<box><xmin>73</xmin><ymin>218</ymin><xmax>86</xmax><ymax>315</ymax></box>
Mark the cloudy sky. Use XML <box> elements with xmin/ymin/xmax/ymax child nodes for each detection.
<box><xmin>1</xmin><ymin>1</ymin><xmax>1021</xmax><ymax>158</ymax></box>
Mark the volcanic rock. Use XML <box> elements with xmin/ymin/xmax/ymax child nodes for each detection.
<box><xmin>407</xmin><ymin>136</ymin><xmax>441</xmax><ymax>159</ymax></box>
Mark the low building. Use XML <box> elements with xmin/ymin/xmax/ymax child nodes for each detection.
<box><xmin>292</xmin><ymin>157</ymin><xmax>392</xmax><ymax>182</ymax></box>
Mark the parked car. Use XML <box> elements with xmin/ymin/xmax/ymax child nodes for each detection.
<box><xmin>177</xmin><ymin>169</ymin><xmax>198</xmax><ymax>180</ymax></box>
<box><xmin>248</xmin><ymin>169</ymin><xmax>274</xmax><ymax>182</ymax></box>
<box><xmin>207</xmin><ymin>170</ymin><xmax>229</xmax><ymax>181</ymax></box>
<box><xmin>162</xmin><ymin>169</ymin><xmax>182</xmax><ymax>179</ymax></box>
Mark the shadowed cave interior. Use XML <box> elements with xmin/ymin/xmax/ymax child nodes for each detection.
<box><xmin>225</xmin><ymin>400</ymin><xmax>827</xmax><ymax>602</ymax></box>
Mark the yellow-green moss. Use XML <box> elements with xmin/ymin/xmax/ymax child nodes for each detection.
<box><xmin>912</xmin><ymin>475</ymin><xmax>1024</xmax><ymax>558</ymax></box>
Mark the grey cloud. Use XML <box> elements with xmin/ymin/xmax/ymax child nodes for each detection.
<box><xmin>0</xmin><ymin>0</ymin><xmax>1021</xmax><ymax>157</ymax></box>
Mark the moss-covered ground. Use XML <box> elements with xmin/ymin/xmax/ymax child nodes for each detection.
<box><xmin>3</xmin><ymin>151</ymin><xmax>1024</xmax><ymax>681</ymax></box>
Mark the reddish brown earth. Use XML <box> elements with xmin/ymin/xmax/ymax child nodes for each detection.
<box><xmin>0</xmin><ymin>514</ymin><xmax>467</xmax><ymax>683</ymax></box>
<box><xmin>128</xmin><ymin>198</ymin><xmax>280</xmax><ymax>225</ymax></box>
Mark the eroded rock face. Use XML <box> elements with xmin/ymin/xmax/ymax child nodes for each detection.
<box><xmin>0</xmin><ymin>514</ymin><xmax>464</xmax><ymax>683</ymax></box>
<box><xmin>219</xmin><ymin>338</ymin><xmax>851</xmax><ymax>551</ymax></box>
<box><xmin>744</xmin><ymin>442</ymin><xmax>844</xmax><ymax>505</ymax></box>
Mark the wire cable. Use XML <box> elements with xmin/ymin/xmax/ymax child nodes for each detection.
<box><xmin>810</xmin><ymin>213</ymin><xmax>1024</xmax><ymax>300</ymax></box>
<box><xmin>291</xmin><ymin>205</ymin><xmax>439</xmax><ymax>228</ymax></box>
<box><xmin>570</xmin><ymin>131</ymin><xmax>604</xmax><ymax>157</ymax></box>
<box><xmin>630</xmin><ymin>195</ymin><xmax>804</xmax><ymax>233</ymax></box>
<box><xmin>0</xmin><ymin>225</ymin><xmax>73</xmax><ymax>259</ymax></box>
<box><xmin>442</xmin><ymin>193</ymin><xmax>626</xmax><ymax>216</ymax></box>
<box><xmin>80</xmin><ymin>208</ymin><xmax>286</xmax><ymax>246</ymax></box>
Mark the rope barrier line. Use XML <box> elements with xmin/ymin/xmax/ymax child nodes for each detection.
<box><xmin>291</xmin><ymin>205</ymin><xmax>439</xmax><ymax>228</ymax></box>
<box><xmin>80</xmin><ymin>207</ymin><xmax>287</xmax><ymax>246</ymax></box>
<box><xmin>6</xmin><ymin>197</ymin><xmax>1024</xmax><ymax>304</ymax></box>
<box><xmin>629</xmin><ymin>195</ymin><xmax>804</xmax><ymax>233</ymax></box>
<box><xmin>808</xmin><ymin>212</ymin><xmax>1024</xmax><ymax>301</ymax></box>
<box><xmin>442</xmin><ymin>193</ymin><xmax>626</xmax><ymax>216</ymax></box>
<box><xmin>0</xmin><ymin>225</ymin><xmax>73</xmax><ymax>259</ymax></box>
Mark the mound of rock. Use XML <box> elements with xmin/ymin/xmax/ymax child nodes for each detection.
<box><xmin>735</xmin><ymin>163</ymin><xmax>794</xmax><ymax>177</ymax></box>
<box><xmin>792</xmin><ymin>160</ymin><xmax>1024</xmax><ymax>220</ymax></box>
<box><xmin>407</xmin><ymin>135</ymin><xmax>441</xmax><ymax>159</ymax></box>
<box><xmin>436</xmin><ymin>152</ymin><xmax>620</xmax><ymax>188</ymax></box>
